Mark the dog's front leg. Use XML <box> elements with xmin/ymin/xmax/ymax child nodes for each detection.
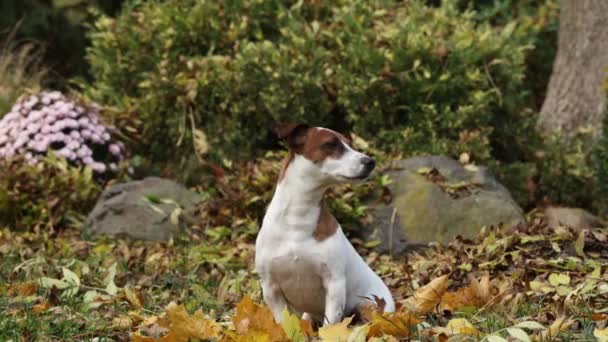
<box><xmin>260</xmin><ymin>277</ymin><xmax>288</xmax><ymax>323</ymax></box>
<box><xmin>323</xmin><ymin>277</ymin><xmax>346</xmax><ymax>326</ymax></box>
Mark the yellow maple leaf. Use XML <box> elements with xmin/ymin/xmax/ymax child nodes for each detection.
<box><xmin>402</xmin><ymin>275</ymin><xmax>449</xmax><ymax>315</ymax></box>
<box><xmin>594</xmin><ymin>326</ymin><xmax>608</xmax><ymax>342</ymax></box>
<box><xmin>281</xmin><ymin>309</ymin><xmax>313</xmax><ymax>341</ymax></box>
<box><xmin>155</xmin><ymin>302</ymin><xmax>222</xmax><ymax>342</ymax></box>
<box><xmin>318</xmin><ymin>316</ymin><xmax>353</xmax><ymax>341</ymax></box>
<box><xmin>446</xmin><ymin>318</ymin><xmax>479</xmax><ymax>336</ymax></box>
<box><xmin>367</xmin><ymin>310</ymin><xmax>421</xmax><ymax>338</ymax></box>
<box><xmin>231</xmin><ymin>296</ymin><xmax>287</xmax><ymax>341</ymax></box>
<box><xmin>221</xmin><ymin>330</ymin><xmax>272</xmax><ymax>342</ymax></box>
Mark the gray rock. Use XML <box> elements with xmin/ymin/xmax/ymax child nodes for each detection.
<box><xmin>85</xmin><ymin>177</ymin><xmax>203</xmax><ymax>241</ymax></box>
<box><xmin>544</xmin><ymin>206</ymin><xmax>602</xmax><ymax>230</ymax></box>
<box><xmin>366</xmin><ymin>156</ymin><xmax>525</xmax><ymax>253</ymax></box>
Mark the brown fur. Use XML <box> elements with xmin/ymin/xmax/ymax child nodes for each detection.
<box><xmin>278</xmin><ymin>150</ymin><xmax>294</xmax><ymax>183</ymax></box>
<box><xmin>300</xmin><ymin>128</ymin><xmax>349</xmax><ymax>164</ymax></box>
<box><xmin>313</xmin><ymin>202</ymin><xmax>338</xmax><ymax>241</ymax></box>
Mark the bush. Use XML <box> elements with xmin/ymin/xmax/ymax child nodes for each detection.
<box><xmin>0</xmin><ymin>154</ymin><xmax>100</xmax><ymax>231</ymax></box>
<box><xmin>86</xmin><ymin>0</ymin><xmax>542</xmax><ymax>163</ymax></box>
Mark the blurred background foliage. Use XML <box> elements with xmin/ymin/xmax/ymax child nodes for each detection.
<box><xmin>0</xmin><ymin>0</ymin><xmax>124</xmax><ymax>85</ymax></box>
<box><xmin>4</xmin><ymin>0</ymin><xmax>608</xmax><ymax>227</ymax></box>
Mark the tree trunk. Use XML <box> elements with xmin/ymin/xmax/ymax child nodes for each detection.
<box><xmin>537</xmin><ymin>0</ymin><xmax>608</xmax><ymax>138</ymax></box>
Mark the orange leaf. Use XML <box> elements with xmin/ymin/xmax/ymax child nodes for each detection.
<box><xmin>8</xmin><ymin>282</ymin><xmax>38</xmax><ymax>297</ymax></box>
<box><xmin>231</xmin><ymin>296</ymin><xmax>287</xmax><ymax>341</ymax></box>
<box><xmin>402</xmin><ymin>275</ymin><xmax>448</xmax><ymax>315</ymax></box>
<box><xmin>31</xmin><ymin>301</ymin><xmax>50</xmax><ymax>314</ymax></box>
<box><xmin>440</xmin><ymin>285</ymin><xmax>481</xmax><ymax>313</ymax></box>
<box><xmin>368</xmin><ymin>310</ymin><xmax>421</xmax><ymax>338</ymax></box>
<box><xmin>164</xmin><ymin>302</ymin><xmax>222</xmax><ymax>341</ymax></box>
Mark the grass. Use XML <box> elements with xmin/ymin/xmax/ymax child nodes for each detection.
<box><xmin>0</xmin><ymin>26</ymin><xmax>48</xmax><ymax>116</ymax></box>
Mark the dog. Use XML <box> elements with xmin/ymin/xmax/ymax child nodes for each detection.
<box><xmin>255</xmin><ymin>123</ymin><xmax>395</xmax><ymax>326</ymax></box>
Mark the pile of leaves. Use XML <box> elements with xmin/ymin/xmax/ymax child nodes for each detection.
<box><xmin>1</xmin><ymin>204</ymin><xmax>607</xmax><ymax>341</ymax></box>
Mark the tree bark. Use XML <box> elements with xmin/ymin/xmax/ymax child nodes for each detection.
<box><xmin>537</xmin><ymin>0</ymin><xmax>608</xmax><ymax>138</ymax></box>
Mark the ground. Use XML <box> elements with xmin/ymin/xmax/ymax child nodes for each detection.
<box><xmin>1</xmin><ymin>209</ymin><xmax>607</xmax><ymax>341</ymax></box>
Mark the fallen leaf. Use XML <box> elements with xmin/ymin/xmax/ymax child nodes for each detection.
<box><xmin>595</xmin><ymin>326</ymin><xmax>608</xmax><ymax>342</ymax></box>
<box><xmin>31</xmin><ymin>301</ymin><xmax>50</xmax><ymax>314</ymax></box>
<box><xmin>487</xmin><ymin>335</ymin><xmax>509</xmax><ymax>342</ymax></box>
<box><xmin>7</xmin><ymin>282</ymin><xmax>38</xmax><ymax>297</ymax></box>
<box><xmin>538</xmin><ymin>316</ymin><xmax>574</xmax><ymax>340</ymax></box>
<box><xmin>575</xmin><ymin>230</ymin><xmax>585</xmax><ymax>258</ymax></box>
<box><xmin>319</xmin><ymin>316</ymin><xmax>353</xmax><ymax>341</ymax></box>
<box><xmin>232</xmin><ymin>296</ymin><xmax>286</xmax><ymax>341</ymax></box>
<box><xmin>507</xmin><ymin>327</ymin><xmax>531</xmax><ymax>342</ymax></box>
<box><xmin>367</xmin><ymin>310</ymin><xmax>420</xmax><ymax>338</ymax></box>
<box><xmin>548</xmin><ymin>273</ymin><xmax>570</xmax><ymax>286</ymax></box>
<box><xmin>446</xmin><ymin>318</ymin><xmax>479</xmax><ymax>336</ymax></box>
<box><xmin>281</xmin><ymin>309</ymin><xmax>307</xmax><ymax>342</ymax></box>
<box><xmin>163</xmin><ymin>302</ymin><xmax>222</xmax><ymax>341</ymax></box>
<box><xmin>222</xmin><ymin>330</ymin><xmax>272</xmax><ymax>342</ymax></box>
<box><xmin>124</xmin><ymin>287</ymin><xmax>143</xmax><ymax>309</ymax></box>
<box><xmin>402</xmin><ymin>275</ymin><xmax>448</xmax><ymax>314</ymax></box>
<box><xmin>348</xmin><ymin>324</ymin><xmax>370</xmax><ymax>342</ymax></box>
<box><xmin>514</xmin><ymin>321</ymin><xmax>545</xmax><ymax>330</ymax></box>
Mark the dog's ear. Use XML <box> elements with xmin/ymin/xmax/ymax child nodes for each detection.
<box><xmin>274</xmin><ymin>123</ymin><xmax>310</xmax><ymax>151</ymax></box>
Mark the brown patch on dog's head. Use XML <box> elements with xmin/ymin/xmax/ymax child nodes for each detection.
<box><xmin>313</xmin><ymin>202</ymin><xmax>338</xmax><ymax>241</ymax></box>
<box><xmin>275</xmin><ymin>123</ymin><xmax>351</xmax><ymax>164</ymax></box>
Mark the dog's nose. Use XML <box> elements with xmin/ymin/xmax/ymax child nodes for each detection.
<box><xmin>362</xmin><ymin>157</ymin><xmax>376</xmax><ymax>171</ymax></box>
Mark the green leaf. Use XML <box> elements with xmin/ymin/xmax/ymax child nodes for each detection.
<box><xmin>39</xmin><ymin>277</ymin><xmax>70</xmax><ymax>289</ymax></box>
<box><xmin>575</xmin><ymin>230</ymin><xmax>586</xmax><ymax>257</ymax></box>
<box><xmin>281</xmin><ymin>309</ymin><xmax>305</xmax><ymax>342</ymax></box>
<box><xmin>507</xmin><ymin>327</ymin><xmax>531</xmax><ymax>342</ymax></box>
<box><xmin>486</xmin><ymin>335</ymin><xmax>508</xmax><ymax>342</ymax></box>
<box><xmin>104</xmin><ymin>263</ymin><xmax>119</xmax><ymax>295</ymax></box>
<box><xmin>548</xmin><ymin>273</ymin><xmax>570</xmax><ymax>286</ymax></box>
<box><xmin>62</xmin><ymin>267</ymin><xmax>80</xmax><ymax>286</ymax></box>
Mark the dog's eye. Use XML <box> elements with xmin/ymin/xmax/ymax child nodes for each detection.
<box><xmin>323</xmin><ymin>139</ymin><xmax>341</xmax><ymax>149</ymax></box>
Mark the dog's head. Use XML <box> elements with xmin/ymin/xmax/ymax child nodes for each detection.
<box><xmin>275</xmin><ymin>123</ymin><xmax>375</xmax><ymax>184</ymax></box>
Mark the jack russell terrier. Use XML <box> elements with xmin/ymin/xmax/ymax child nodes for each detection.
<box><xmin>255</xmin><ymin>123</ymin><xmax>395</xmax><ymax>326</ymax></box>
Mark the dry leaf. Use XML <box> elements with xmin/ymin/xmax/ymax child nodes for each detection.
<box><xmin>595</xmin><ymin>326</ymin><xmax>608</xmax><ymax>342</ymax></box>
<box><xmin>403</xmin><ymin>275</ymin><xmax>448</xmax><ymax>314</ymax></box>
<box><xmin>231</xmin><ymin>296</ymin><xmax>287</xmax><ymax>341</ymax></box>
<box><xmin>7</xmin><ymin>282</ymin><xmax>38</xmax><ymax>297</ymax></box>
<box><xmin>446</xmin><ymin>318</ymin><xmax>479</xmax><ymax>336</ymax></box>
<box><xmin>124</xmin><ymin>287</ymin><xmax>143</xmax><ymax>309</ymax></box>
<box><xmin>319</xmin><ymin>316</ymin><xmax>353</xmax><ymax>341</ymax></box>
<box><xmin>575</xmin><ymin>230</ymin><xmax>585</xmax><ymax>258</ymax></box>
<box><xmin>538</xmin><ymin>316</ymin><xmax>574</xmax><ymax>340</ymax></box>
<box><xmin>164</xmin><ymin>302</ymin><xmax>222</xmax><ymax>341</ymax></box>
<box><xmin>367</xmin><ymin>310</ymin><xmax>420</xmax><ymax>338</ymax></box>
<box><xmin>281</xmin><ymin>309</ymin><xmax>310</xmax><ymax>341</ymax></box>
<box><xmin>31</xmin><ymin>300</ymin><xmax>50</xmax><ymax>314</ymax></box>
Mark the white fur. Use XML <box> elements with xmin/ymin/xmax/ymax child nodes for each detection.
<box><xmin>255</xmin><ymin>138</ymin><xmax>395</xmax><ymax>325</ymax></box>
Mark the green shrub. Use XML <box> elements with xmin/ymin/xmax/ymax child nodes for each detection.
<box><xmin>86</xmin><ymin>0</ymin><xmax>541</xmax><ymax>163</ymax></box>
<box><xmin>0</xmin><ymin>154</ymin><xmax>101</xmax><ymax>231</ymax></box>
